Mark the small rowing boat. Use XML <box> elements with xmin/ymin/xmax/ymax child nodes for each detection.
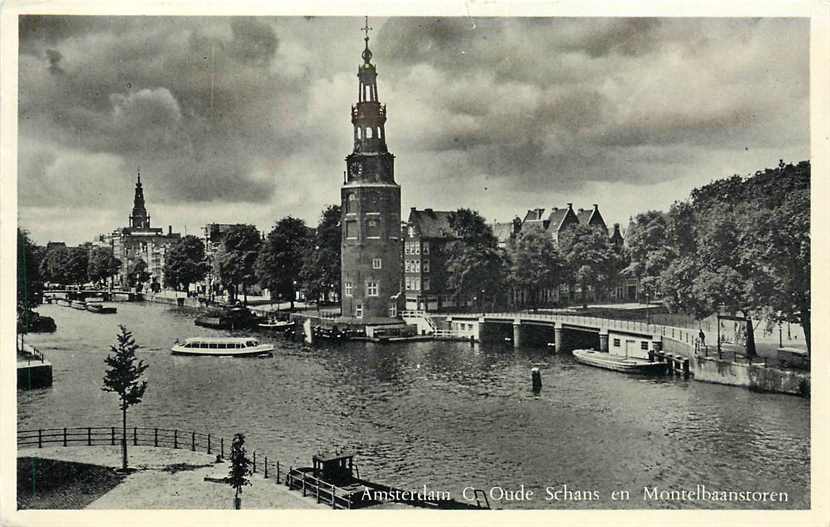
<box><xmin>572</xmin><ymin>349</ymin><xmax>666</xmax><ymax>375</ymax></box>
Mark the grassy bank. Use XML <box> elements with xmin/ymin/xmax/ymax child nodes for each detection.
<box><xmin>17</xmin><ymin>457</ymin><xmax>125</xmax><ymax>509</ymax></box>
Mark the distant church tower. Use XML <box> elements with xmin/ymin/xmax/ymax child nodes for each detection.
<box><xmin>341</xmin><ymin>18</ymin><xmax>401</xmax><ymax>320</ymax></box>
<box><xmin>129</xmin><ymin>170</ymin><xmax>151</xmax><ymax>230</ymax></box>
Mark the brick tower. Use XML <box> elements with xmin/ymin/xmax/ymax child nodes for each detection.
<box><xmin>341</xmin><ymin>18</ymin><xmax>401</xmax><ymax>320</ymax></box>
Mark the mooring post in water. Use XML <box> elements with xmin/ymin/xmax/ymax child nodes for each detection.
<box><xmin>532</xmin><ymin>367</ymin><xmax>542</xmax><ymax>392</ymax></box>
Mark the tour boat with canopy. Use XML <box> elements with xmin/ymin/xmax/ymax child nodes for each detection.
<box><xmin>171</xmin><ymin>337</ymin><xmax>274</xmax><ymax>357</ymax></box>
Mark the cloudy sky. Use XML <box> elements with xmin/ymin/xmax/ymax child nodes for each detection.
<box><xmin>18</xmin><ymin>16</ymin><xmax>809</xmax><ymax>245</ymax></box>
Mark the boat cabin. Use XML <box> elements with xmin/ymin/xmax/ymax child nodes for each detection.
<box><xmin>312</xmin><ymin>451</ymin><xmax>356</xmax><ymax>485</ymax></box>
<box><xmin>182</xmin><ymin>338</ymin><xmax>260</xmax><ymax>350</ymax></box>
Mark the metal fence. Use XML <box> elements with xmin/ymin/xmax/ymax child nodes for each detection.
<box><xmin>17</xmin><ymin>425</ymin><xmax>283</xmax><ymax>481</ymax></box>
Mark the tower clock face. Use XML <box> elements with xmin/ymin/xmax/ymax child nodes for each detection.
<box><xmin>349</xmin><ymin>161</ymin><xmax>363</xmax><ymax>177</ymax></box>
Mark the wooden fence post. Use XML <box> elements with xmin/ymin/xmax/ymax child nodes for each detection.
<box><xmin>253</xmin><ymin>452</ymin><xmax>256</xmax><ymax>473</ymax></box>
<box><xmin>207</xmin><ymin>434</ymin><xmax>211</xmax><ymax>455</ymax></box>
<box><xmin>174</xmin><ymin>430</ymin><xmax>178</xmax><ymax>449</ymax></box>
<box><xmin>154</xmin><ymin>428</ymin><xmax>158</xmax><ymax>447</ymax></box>
<box><xmin>38</xmin><ymin>429</ymin><xmax>42</xmax><ymax>449</ymax></box>
<box><xmin>276</xmin><ymin>461</ymin><xmax>280</xmax><ymax>482</ymax></box>
<box><xmin>264</xmin><ymin>457</ymin><xmax>268</xmax><ymax>479</ymax></box>
<box><xmin>63</xmin><ymin>427</ymin><xmax>67</xmax><ymax>447</ymax></box>
<box><xmin>88</xmin><ymin>427</ymin><xmax>92</xmax><ymax>446</ymax></box>
<box><xmin>111</xmin><ymin>427</ymin><xmax>115</xmax><ymax>446</ymax></box>
<box><xmin>191</xmin><ymin>432</ymin><xmax>195</xmax><ymax>451</ymax></box>
<box><xmin>220</xmin><ymin>437</ymin><xmax>224</xmax><ymax>459</ymax></box>
<box><xmin>133</xmin><ymin>427</ymin><xmax>138</xmax><ymax>446</ymax></box>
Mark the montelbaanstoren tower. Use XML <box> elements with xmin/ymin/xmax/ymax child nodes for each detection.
<box><xmin>341</xmin><ymin>17</ymin><xmax>401</xmax><ymax>320</ymax></box>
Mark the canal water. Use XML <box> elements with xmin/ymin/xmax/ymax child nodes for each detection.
<box><xmin>18</xmin><ymin>302</ymin><xmax>810</xmax><ymax>509</ymax></box>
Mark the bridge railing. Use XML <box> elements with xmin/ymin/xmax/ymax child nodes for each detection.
<box><xmin>17</xmin><ymin>424</ymin><xmax>284</xmax><ymax>482</ymax></box>
<box><xmin>446</xmin><ymin>311</ymin><xmax>700</xmax><ymax>348</ymax></box>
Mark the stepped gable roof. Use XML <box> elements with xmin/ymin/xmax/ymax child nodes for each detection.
<box><xmin>546</xmin><ymin>207</ymin><xmax>570</xmax><ymax>233</ymax></box>
<box><xmin>408</xmin><ymin>208</ymin><xmax>456</xmax><ymax>239</ymax></box>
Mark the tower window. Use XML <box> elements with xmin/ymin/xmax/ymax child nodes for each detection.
<box><xmin>347</xmin><ymin>193</ymin><xmax>357</xmax><ymax>213</ymax></box>
<box><xmin>346</xmin><ymin>220</ymin><xmax>358</xmax><ymax>239</ymax></box>
<box><xmin>355</xmin><ymin>304</ymin><xmax>363</xmax><ymax>318</ymax></box>
<box><xmin>367</xmin><ymin>219</ymin><xmax>380</xmax><ymax>238</ymax></box>
<box><xmin>366</xmin><ymin>127</ymin><xmax>373</xmax><ymax>139</ymax></box>
<box><xmin>345</xmin><ymin>282</ymin><xmax>353</xmax><ymax>297</ymax></box>
<box><xmin>366</xmin><ymin>280</ymin><xmax>379</xmax><ymax>297</ymax></box>
<box><xmin>423</xmin><ymin>261</ymin><xmax>430</xmax><ymax>273</ymax></box>
<box><xmin>372</xmin><ymin>258</ymin><xmax>382</xmax><ymax>269</ymax></box>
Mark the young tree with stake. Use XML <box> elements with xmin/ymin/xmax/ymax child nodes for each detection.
<box><xmin>102</xmin><ymin>325</ymin><xmax>148</xmax><ymax>471</ymax></box>
<box><xmin>228</xmin><ymin>433</ymin><xmax>253</xmax><ymax>509</ymax></box>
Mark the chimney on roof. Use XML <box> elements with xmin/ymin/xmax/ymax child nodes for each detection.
<box><xmin>168</xmin><ymin>225</ymin><xmax>172</xmax><ymax>235</ymax></box>
<box><xmin>425</xmin><ymin>208</ymin><xmax>433</xmax><ymax>214</ymax></box>
<box><xmin>593</xmin><ymin>203</ymin><xmax>599</xmax><ymax>210</ymax></box>
<box><xmin>578</xmin><ymin>208</ymin><xmax>584</xmax><ymax>213</ymax></box>
<box><xmin>613</xmin><ymin>223</ymin><xmax>621</xmax><ymax>233</ymax></box>
<box><xmin>411</xmin><ymin>207</ymin><xmax>417</xmax><ymax>212</ymax></box>
<box><xmin>567</xmin><ymin>203</ymin><xmax>573</xmax><ymax>210</ymax></box>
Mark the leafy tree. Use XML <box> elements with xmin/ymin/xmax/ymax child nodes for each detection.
<box><xmin>228</xmin><ymin>433</ymin><xmax>253</xmax><ymax>509</ymax></box>
<box><xmin>102</xmin><ymin>325</ymin><xmax>148</xmax><ymax>471</ymax></box>
<box><xmin>508</xmin><ymin>228</ymin><xmax>563</xmax><ymax>310</ymax></box>
<box><xmin>215</xmin><ymin>225</ymin><xmax>261</xmax><ymax>303</ymax></box>
<box><xmin>17</xmin><ymin>228</ymin><xmax>43</xmax><ymax>309</ymax></box>
<box><xmin>87</xmin><ymin>247</ymin><xmax>122</xmax><ymax>287</ymax></box>
<box><xmin>299</xmin><ymin>206</ymin><xmax>341</xmax><ymax>305</ymax></box>
<box><xmin>623</xmin><ymin>211</ymin><xmax>673</xmax><ymax>303</ymax></box>
<box><xmin>163</xmin><ymin>235</ymin><xmax>208</xmax><ymax>291</ymax></box>
<box><xmin>40</xmin><ymin>245</ymin><xmax>71</xmax><ymax>284</ymax></box>
<box><xmin>65</xmin><ymin>245</ymin><xmax>91</xmax><ymax>284</ymax></box>
<box><xmin>127</xmin><ymin>258</ymin><xmax>150</xmax><ymax>289</ymax></box>
<box><xmin>445</xmin><ymin>209</ymin><xmax>509</xmax><ymax>310</ymax></box>
<box><xmin>559</xmin><ymin>224</ymin><xmax>617</xmax><ymax>308</ymax></box>
<box><xmin>256</xmin><ymin>217</ymin><xmax>311</xmax><ymax>309</ymax></box>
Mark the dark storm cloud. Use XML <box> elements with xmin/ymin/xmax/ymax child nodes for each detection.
<box><xmin>18</xmin><ymin>16</ymin><xmax>809</xmax><ymax>244</ymax></box>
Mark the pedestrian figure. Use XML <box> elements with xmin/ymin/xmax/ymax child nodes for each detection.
<box><xmin>698</xmin><ymin>329</ymin><xmax>706</xmax><ymax>348</ymax></box>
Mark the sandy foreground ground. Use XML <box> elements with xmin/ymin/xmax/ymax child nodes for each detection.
<box><xmin>18</xmin><ymin>446</ymin><xmax>325</xmax><ymax>509</ymax></box>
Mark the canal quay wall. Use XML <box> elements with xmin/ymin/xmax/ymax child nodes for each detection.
<box><xmin>692</xmin><ymin>356</ymin><xmax>810</xmax><ymax>396</ymax></box>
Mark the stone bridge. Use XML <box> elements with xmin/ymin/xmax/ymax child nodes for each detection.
<box><xmin>442</xmin><ymin>312</ymin><xmax>699</xmax><ymax>358</ymax></box>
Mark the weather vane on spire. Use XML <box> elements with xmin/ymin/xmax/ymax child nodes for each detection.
<box><xmin>361</xmin><ymin>16</ymin><xmax>373</xmax><ymax>41</ymax></box>
<box><xmin>360</xmin><ymin>16</ymin><xmax>374</xmax><ymax>64</ymax></box>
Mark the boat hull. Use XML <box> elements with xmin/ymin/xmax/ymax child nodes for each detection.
<box><xmin>171</xmin><ymin>344</ymin><xmax>274</xmax><ymax>357</ymax></box>
<box><xmin>572</xmin><ymin>349</ymin><xmax>666</xmax><ymax>375</ymax></box>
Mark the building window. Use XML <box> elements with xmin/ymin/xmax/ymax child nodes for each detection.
<box><xmin>367</xmin><ymin>219</ymin><xmax>380</xmax><ymax>238</ymax></box>
<box><xmin>613</xmin><ymin>338</ymin><xmax>620</xmax><ymax>347</ymax></box>
<box><xmin>366</xmin><ymin>280</ymin><xmax>379</xmax><ymax>297</ymax></box>
<box><xmin>422</xmin><ymin>242</ymin><xmax>430</xmax><ymax>255</ymax></box>
<box><xmin>346</xmin><ymin>220</ymin><xmax>358</xmax><ymax>239</ymax></box>
<box><xmin>405</xmin><ymin>277</ymin><xmax>412</xmax><ymax>290</ymax></box>
<box><xmin>373</xmin><ymin>258</ymin><xmax>382</xmax><ymax>269</ymax></box>
<box><xmin>408</xmin><ymin>226</ymin><xmax>415</xmax><ymax>238</ymax></box>
<box><xmin>345</xmin><ymin>282</ymin><xmax>353</xmax><ymax>297</ymax></box>
<box><xmin>423</xmin><ymin>278</ymin><xmax>430</xmax><ymax>291</ymax></box>
<box><xmin>423</xmin><ymin>261</ymin><xmax>430</xmax><ymax>273</ymax></box>
<box><xmin>414</xmin><ymin>260</ymin><xmax>421</xmax><ymax>272</ymax></box>
<box><xmin>347</xmin><ymin>193</ymin><xmax>357</xmax><ymax>213</ymax></box>
<box><xmin>640</xmin><ymin>341</ymin><xmax>649</xmax><ymax>350</ymax></box>
<box><xmin>414</xmin><ymin>243</ymin><xmax>420</xmax><ymax>255</ymax></box>
<box><xmin>355</xmin><ymin>304</ymin><xmax>363</xmax><ymax>318</ymax></box>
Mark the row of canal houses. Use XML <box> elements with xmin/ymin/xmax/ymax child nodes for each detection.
<box><xmin>402</xmin><ymin>203</ymin><xmax>639</xmax><ymax>313</ymax></box>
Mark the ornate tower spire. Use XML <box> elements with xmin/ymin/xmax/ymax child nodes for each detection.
<box><xmin>130</xmin><ymin>168</ymin><xmax>150</xmax><ymax>230</ymax></box>
<box><xmin>350</xmin><ymin>16</ymin><xmax>388</xmax><ymax>159</ymax></box>
<box><xmin>340</xmin><ymin>17</ymin><xmax>401</xmax><ymax>320</ymax></box>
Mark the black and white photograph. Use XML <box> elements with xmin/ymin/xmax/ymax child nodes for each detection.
<box><xmin>3</xmin><ymin>2</ymin><xmax>827</xmax><ymax>524</ymax></box>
